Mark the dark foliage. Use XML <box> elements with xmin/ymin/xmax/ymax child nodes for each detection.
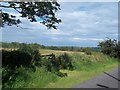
<box><xmin>2</xmin><ymin>50</ymin><xmax>32</xmax><ymax>68</ymax></box>
<box><xmin>1</xmin><ymin>2</ymin><xmax>61</xmax><ymax>29</ymax></box>
<box><xmin>2</xmin><ymin>43</ymin><xmax>41</xmax><ymax>68</ymax></box>
<box><xmin>2</xmin><ymin>66</ymin><xmax>31</xmax><ymax>88</ymax></box>
<box><xmin>40</xmin><ymin>53</ymin><xmax>74</xmax><ymax>72</ymax></box>
<box><xmin>56</xmin><ymin>53</ymin><xmax>74</xmax><ymax>70</ymax></box>
<box><xmin>81</xmin><ymin>48</ymin><xmax>92</xmax><ymax>55</ymax></box>
<box><xmin>2</xmin><ymin>42</ymin><xmax>75</xmax><ymax>88</ymax></box>
<box><xmin>98</xmin><ymin>38</ymin><xmax>120</xmax><ymax>59</ymax></box>
<box><xmin>2</xmin><ymin>67</ymin><xmax>15</xmax><ymax>88</ymax></box>
<box><xmin>2</xmin><ymin>51</ymin><xmax>74</xmax><ymax>87</ymax></box>
<box><xmin>1</xmin><ymin>42</ymin><xmax>42</xmax><ymax>49</ymax></box>
<box><xmin>2</xmin><ymin>45</ymin><xmax>41</xmax><ymax>88</ymax></box>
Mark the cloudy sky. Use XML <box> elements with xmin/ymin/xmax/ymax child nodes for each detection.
<box><xmin>1</xmin><ymin>2</ymin><xmax>118</xmax><ymax>47</ymax></box>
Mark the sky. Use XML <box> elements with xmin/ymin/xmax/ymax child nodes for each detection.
<box><xmin>1</xmin><ymin>2</ymin><xmax>118</xmax><ymax>47</ymax></box>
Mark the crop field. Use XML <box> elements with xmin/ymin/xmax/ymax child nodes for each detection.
<box><xmin>40</xmin><ymin>49</ymin><xmax>85</xmax><ymax>56</ymax></box>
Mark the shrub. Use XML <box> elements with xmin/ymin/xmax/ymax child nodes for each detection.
<box><xmin>19</xmin><ymin>44</ymin><xmax>41</xmax><ymax>59</ymax></box>
<box><xmin>82</xmin><ymin>48</ymin><xmax>92</xmax><ymax>55</ymax></box>
<box><xmin>41</xmin><ymin>57</ymin><xmax>60</xmax><ymax>72</ymax></box>
<box><xmin>2</xmin><ymin>50</ymin><xmax>32</xmax><ymax>68</ymax></box>
<box><xmin>56</xmin><ymin>53</ymin><xmax>74</xmax><ymax>70</ymax></box>
<box><xmin>2</xmin><ymin>67</ymin><xmax>15</xmax><ymax>88</ymax></box>
<box><xmin>2</xmin><ymin>43</ymin><xmax>41</xmax><ymax>68</ymax></box>
<box><xmin>41</xmin><ymin>53</ymin><xmax>74</xmax><ymax>72</ymax></box>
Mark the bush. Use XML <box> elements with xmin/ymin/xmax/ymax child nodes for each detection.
<box><xmin>41</xmin><ymin>56</ymin><xmax>60</xmax><ymax>72</ymax></box>
<box><xmin>19</xmin><ymin>43</ymin><xmax>41</xmax><ymax>59</ymax></box>
<box><xmin>2</xmin><ymin>50</ymin><xmax>32</xmax><ymax>68</ymax></box>
<box><xmin>114</xmin><ymin>42</ymin><xmax>120</xmax><ymax>58</ymax></box>
<box><xmin>2</xmin><ymin>44</ymin><xmax>75</xmax><ymax>88</ymax></box>
<box><xmin>82</xmin><ymin>48</ymin><xmax>92</xmax><ymax>55</ymax></box>
<box><xmin>56</xmin><ymin>53</ymin><xmax>74</xmax><ymax>70</ymax></box>
<box><xmin>2</xmin><ymin>44</ymin><xmax>41</xmax><ymax>68</ymax></box>
<box><xmin>2</xmin><ymin>44</ymin><xmax>42</xmax><ymax>88</ymax></box>
<box><xmin>2</xmin><ymin>67</ymin><xmax>15</xmax><ymax>88</ymax></box>
<box><xmin>41</xmin><ymin>53</ymin><xmax>74</xmax><ymax>72</ymax></box>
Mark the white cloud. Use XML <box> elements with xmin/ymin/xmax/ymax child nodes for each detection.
<box><xmin>2</xmin><ymin>2</ymin><xmax>118</xmax><ymax>47</ymax></box>
<box><xmin>73</xmin><ymin>37</ymin><xmax>104</xmax><ymax>41</ymax></box>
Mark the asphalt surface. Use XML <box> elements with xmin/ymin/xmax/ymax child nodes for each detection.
<box><xmin>74</xmin><ymin>67</ymin><xmax>119</xmax><ymax>88</ymax></box>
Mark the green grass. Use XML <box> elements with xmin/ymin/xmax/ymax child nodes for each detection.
<box><xmin>45</xmin><ymin>62</ymin><xmax>118</xmax><ymax>88</ymax></box>
<box><xmin>3</xmin><ymin>49</ymin><xmax>119</xmax><ymax>88</ymax></box>
<box><xmin>0</xmin><ymin>69</ymin><xmax>2</xmax><ymax>89</ymax></box>
<box><xmin>45</xmin><ymin>52</ymin><xmax>118</xmax><ymax>88</ymax></box>
<box><xmin>9</xmin><ymin>67</ymin><xmax>59</xmax><ymax>88</ymax></box>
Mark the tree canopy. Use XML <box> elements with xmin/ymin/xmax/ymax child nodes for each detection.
<box><xmin>98</xmin><ymin>38</ymin><xmax>120</xmax><ymax>59</ymax></box>
<box><xmin>0</xmin><ymin>2</ymin><xmax>61</xmax><ymax>29</ymax></box>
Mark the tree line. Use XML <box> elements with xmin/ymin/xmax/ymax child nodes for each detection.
<box><xmin>1</xmin><ymin>42</ymin><xmax>99</xmax><ymax>52</ymax></box>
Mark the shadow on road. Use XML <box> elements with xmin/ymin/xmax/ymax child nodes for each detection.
<box><xmin>97</xmin><ymin>71</ymin><xmax>120</xmax><ymax>88</ymax></box>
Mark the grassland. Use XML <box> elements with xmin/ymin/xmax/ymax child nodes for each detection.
<box><xmin>3</xmin><ymin>49</ymin><xmax>118</xmax><ymax>88</ymax></box>
<box><xmin>44</xmin><ymin>50</ymin><xmax>118</xmax><ymax>88</ymax></box>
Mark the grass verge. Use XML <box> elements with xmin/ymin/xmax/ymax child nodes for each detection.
<box><xmin>45</xmin><ymin>52</ymin><xmax>118</xmax><ymax>88</ymax></box>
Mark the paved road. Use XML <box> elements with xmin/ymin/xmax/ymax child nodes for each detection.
<box><xmin>74</xmin><ymin>67</ymin><xmax>119</xmax><ymax>88</ymax></box>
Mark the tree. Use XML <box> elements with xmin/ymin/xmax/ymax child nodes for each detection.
<box><xmin>98</xmin><ymin>38</ymin><xmax>116</xmax><ymax>55</ymax></box>
<box><xmin>98</xmin><ymin>38</ymin><xmax>120</xmax><ymax>58</ymax></box>
<box><xmin>0</xmin><ymin>1</ymin><xmax>61</xmax><ymax>29</ymax></box>
<box><xmin>115</xmin><ymin>41</ymin><xmax>120</xmax><ymax>58</ymax></box>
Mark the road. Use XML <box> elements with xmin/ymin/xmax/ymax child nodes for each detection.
<box><xmin>74</xmin><ymin>67</ymin><xmax>119</xmax><ymax>88</ymax></box>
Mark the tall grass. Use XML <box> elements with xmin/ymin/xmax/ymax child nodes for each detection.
<box><xmin>71</xmin><ymin>52</ymin><xmax>118</xmax><ymax>71</ymax></box>
<box><xmin>5</xmin><ymin>67</ymin><xmax>59</xmax><ymax>88</ymax></box>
